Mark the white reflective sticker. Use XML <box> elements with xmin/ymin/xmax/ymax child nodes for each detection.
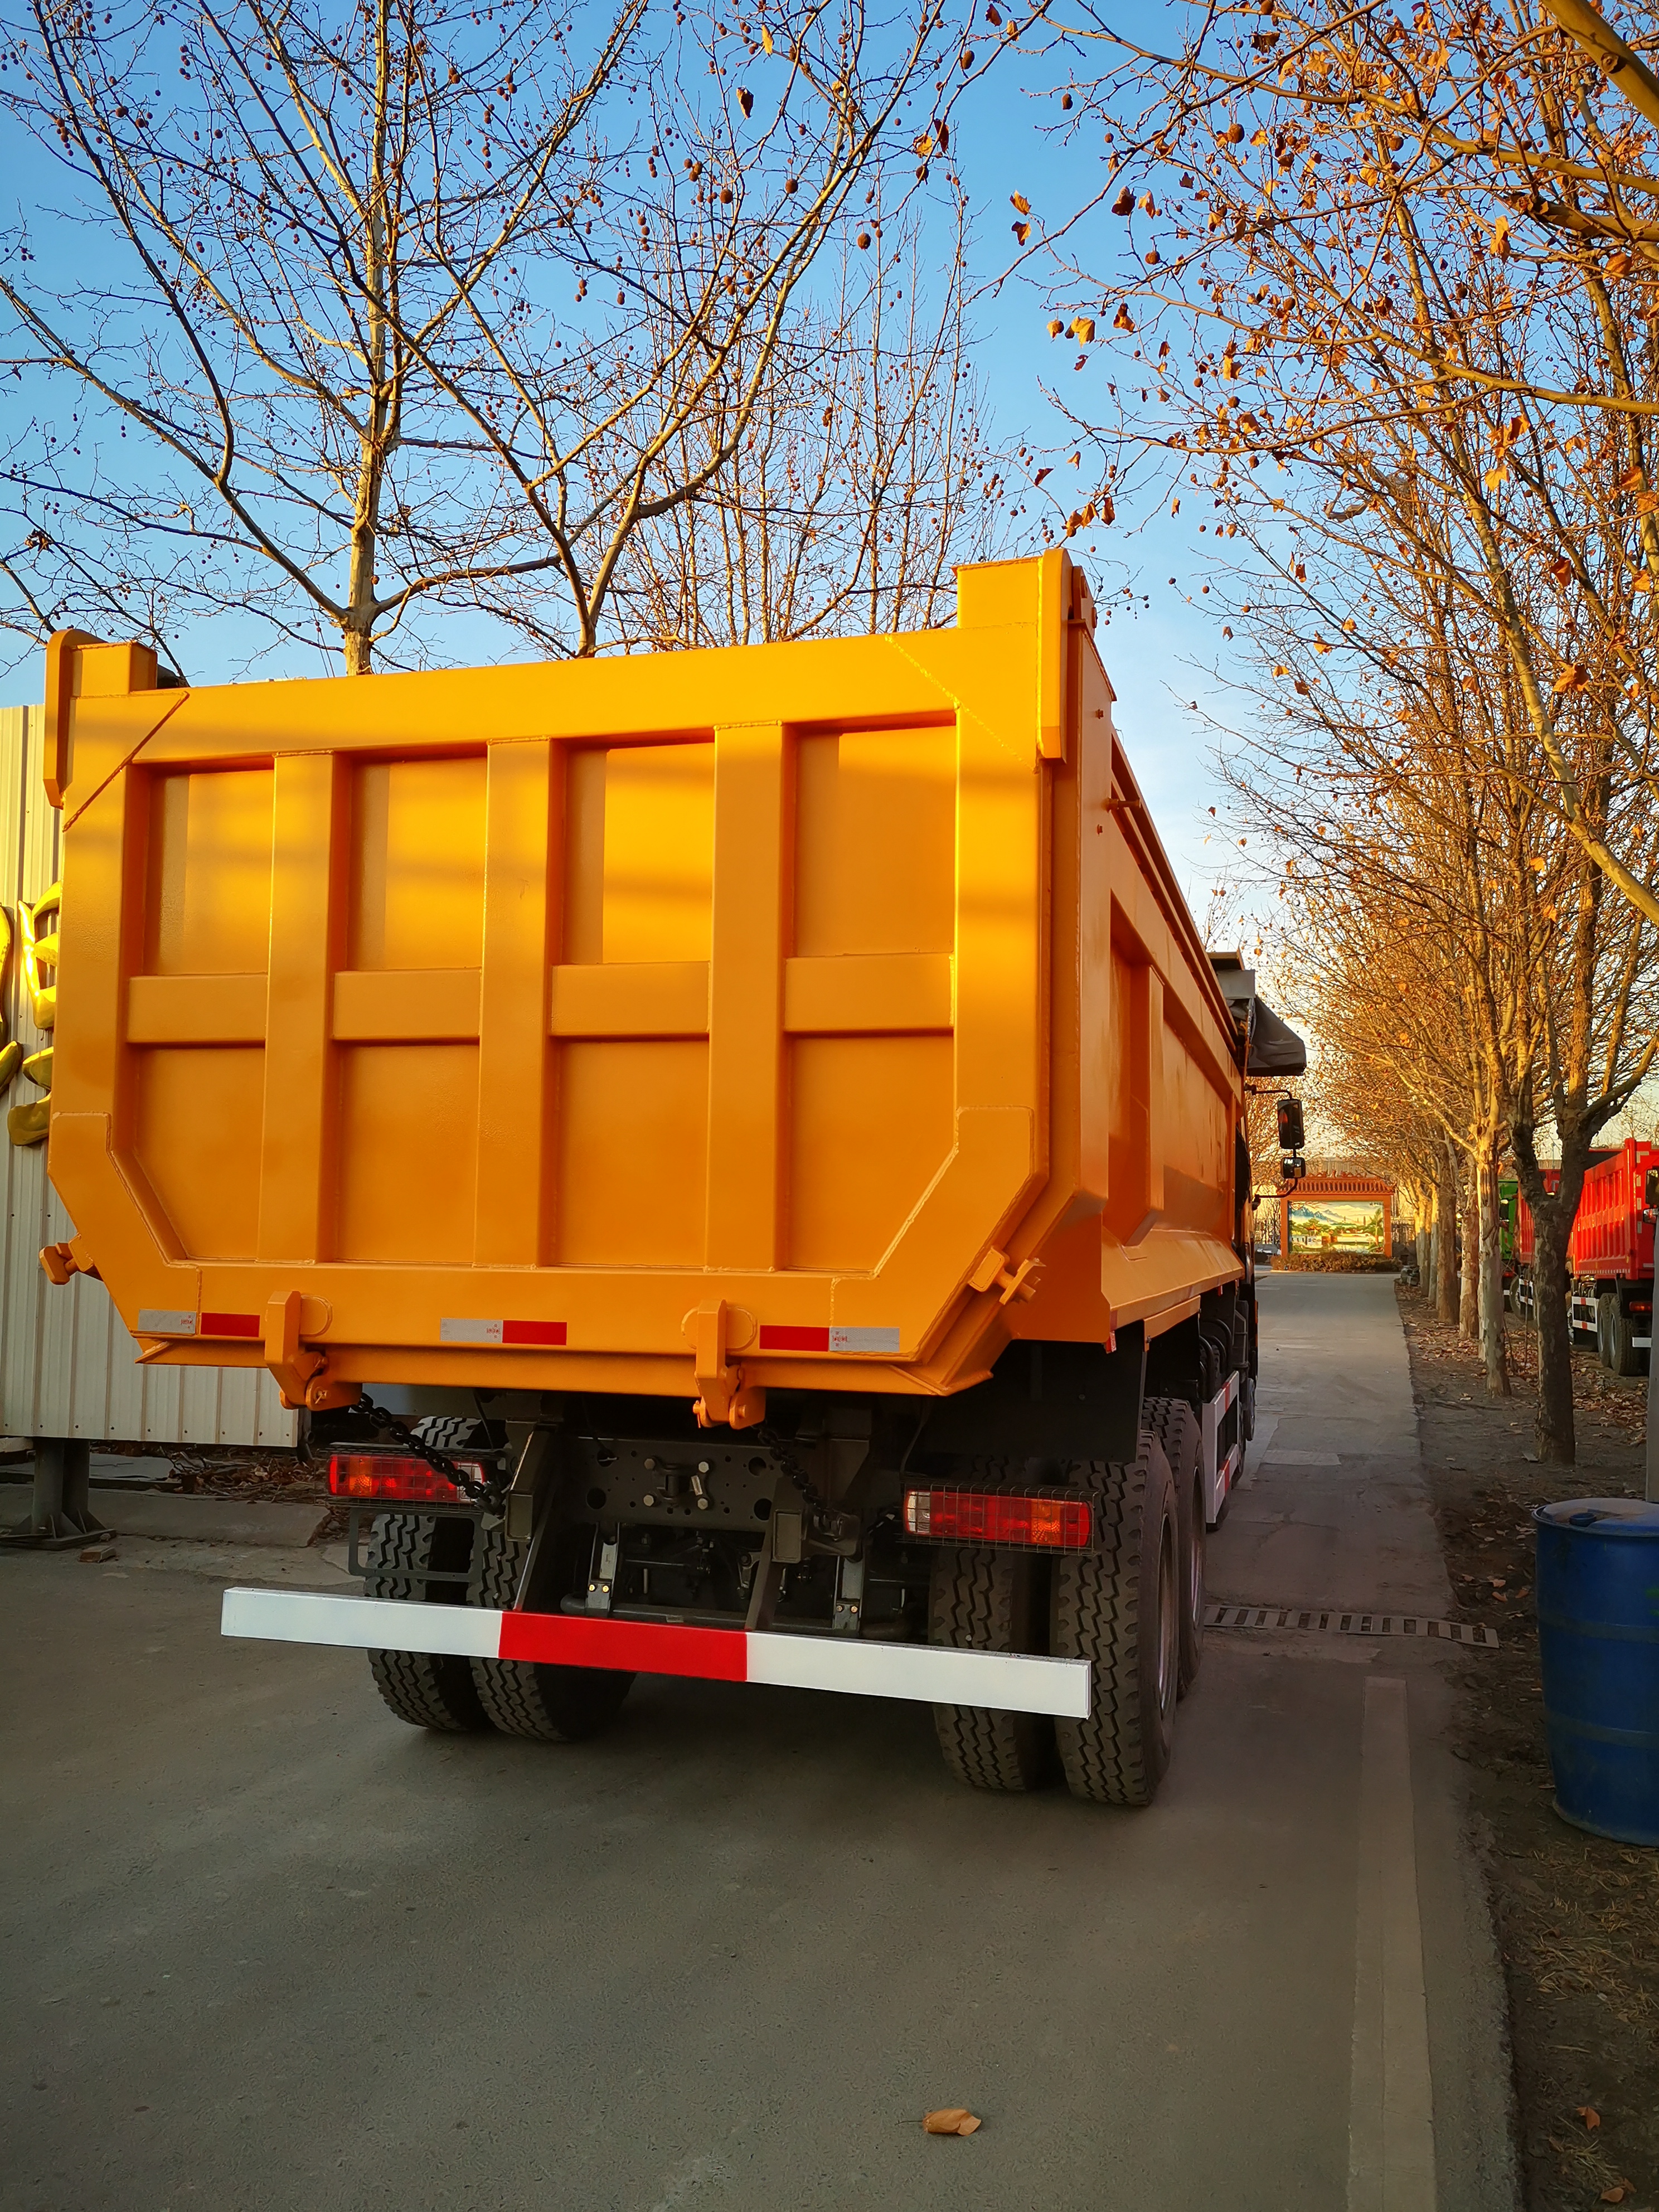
<box><xmin>440</xmin><ymin>1317</ymin><xmax>504</xmax><ymax>1343</ymax></box>
<box><xmin>138</xmin><ymin>1308</ymin><xmax>197</xmax><ymax>1335</ymax></box>
<box><xmin>747</xmin><ymin>1633</ymin><xmax>1090</xmax><ymax>1718</ymax></box>
<box><xmin>828</xmin><ymin>1326</ymin><xmax>901</xmax><ymax>1355</ymax></box>
<box><xmin>221</xmin><ymin>1588</ymin><xmax>501</xmax><ymax>1659</ymax></box>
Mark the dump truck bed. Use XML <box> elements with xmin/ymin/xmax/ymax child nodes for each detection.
<box><xmin>1570</xmin><ymin>1141</ymin><xmax>1658</xmax><ymax>1283</ymax></box>
<box><xmin>45</xmin><ymin>552</ymin><xmax>1244</xmax><ymax>1417</ymax></box>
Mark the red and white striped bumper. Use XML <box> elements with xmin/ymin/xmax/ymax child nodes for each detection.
<box><xmin>220</xmin><ymin>1589</ymin><xmax>1092</xmax><ymax>1718</ymax></box>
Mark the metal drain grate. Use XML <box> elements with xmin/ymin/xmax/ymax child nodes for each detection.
<box><xmin>1206</xmin><ymin>1602</ymin><xmax>1499</xmax><ymax>1648</ymax></box>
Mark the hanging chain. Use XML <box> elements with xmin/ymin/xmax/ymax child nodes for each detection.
<box><xmin>346</xmin><ymin>1394</ymin><xmax>508</xmax><ymax>1509</ymax></box>
<box><xmin>754</xmin><ymin>1423</ymin><xmax>861</xmax><ymax>1549</ymax></box>
<box><xmin>754</xmin><ymin>1423</ymin><xmax>824</xmax><ymax>1509</ymax></box>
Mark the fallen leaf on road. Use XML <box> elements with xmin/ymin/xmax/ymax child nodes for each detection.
<box><xmin>924</xmin><ymin>2108</ymin><xmax>982</xmax><ymax>2136</ymax></box>
<box><xmin>1578</xmin><ymin>2106</ymin><xmax>1601</xmax><ymax>2129</ymax></box>
<box><xmin>1599</xmin><ymin>2185</ymin><xmax>1630</xmax><ymax>2204</ymax></box>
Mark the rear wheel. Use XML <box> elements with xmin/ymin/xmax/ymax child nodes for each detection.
<box><xmin>929</xmin><ymin>1543</ymin><xmax>1058</xmax><ymax>1792</ymax></box>
<box><xmin>1050</xmin><ymin>1438</ymin><xmax>1178</xmax><ymax>1806</ymax></box>
<box><xmin>469</xmin><ymin>1522</ymin><xmax>634</xmax><ymax>1742</ymax></box>
<box><xmin>363</xmin><ymin>1511</ymin><xmax>489</xmax><ymax>1733</ymax></box>
<box><xmin>1144</xmin><ymin>1400</ymin><xmax>1204</xmax><ymax>1697</ymax></box>
<box><xmin>1608</xmin><ymin>1300</ymin><xmax>1642</xmax><ymax>1377</ymax></box>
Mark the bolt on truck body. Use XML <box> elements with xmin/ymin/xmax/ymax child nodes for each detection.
<box><xmin>40</xmin><ymin>551</ymin><xmax>1302</xmax><ymax>1803</ymax></box>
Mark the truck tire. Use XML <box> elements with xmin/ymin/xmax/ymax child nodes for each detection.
<box><xmin>363</xmin><ymin>1511</ymin><xmax>489</xmax><ymax>1734</ymax></box>
<box><xmin>469</xmin><ymin>1522</ymin><xmax>634</xmax><ymax>1743</ymax></box>
<box><xmin>1595</xmin><ymin>1292</ymin><xmax>1615</xmax><ymax>1369</ymax></box>
<box><xmin>1050</xmin><ymin>1437</ymin><xmax>1178</xmax><ymax>1807</ymax></box>
<box><xmin>1608</xmin><ymin>1301</ymin><xmax>1643</xmax><ymax>1377</ymax></box>
<box><xmin>1143</xmin><ymin>1399</ymin><xmax>1204</xmax><ymax>1697</ymax></box>
<box><xmin>929</xmin><ymin>1545</ymin><xmax>1058</xmax><ymax>1791</ymax></box>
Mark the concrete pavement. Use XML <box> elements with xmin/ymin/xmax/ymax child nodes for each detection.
<box><xmin>1</xmin><ymin>1274</ymin><xmax>1517</xmax><ymax>2211</ymax></box>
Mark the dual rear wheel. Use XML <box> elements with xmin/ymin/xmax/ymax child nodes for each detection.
<box><xmin>1597</xmin><ymin>1292</ymin><xmax>1643</xmax><ymax>1377</ymax></box>
<box><xmin>928</xmin><ymin>1412</ymin><xmax>1205</xmax><ymax>1806</ymax></box>
<box><xmin>366</xmin><ymin>1403</ymin><xmax>1213</xmax><ymax>1804</ymax></box>
<box><xmin>365</xmin><ymin>1515</ymin><xmax>632</xmax><ymax>1742</ymax></box>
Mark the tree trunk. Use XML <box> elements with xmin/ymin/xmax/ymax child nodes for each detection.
<box><xmin>1459</xmin><ymin>1164</ymin><xmax>1479</xmax><ymax>1341</ymax></box>
<box><xmin>1434</xmin><ymin>1157</ymin><xmax>1459</xmax><ymax>1323</ymax></box>
<box><xmin>1530</xmin><ymin>1204</ymin><xmax>1576</xmax><ymax>1463</ymax></box>
<box><xmin>1477</xmin><ymin>1145</ymin><xmax>1510</xmax><ymax>1396</ymax></box>
<box><xmin>1415</xmin><ymin>1187</ymin><xmax>1429</xmax><ymax>1285</ymax></box>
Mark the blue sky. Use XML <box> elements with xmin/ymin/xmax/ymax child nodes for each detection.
<box><xmin>950</xmin><ymin>46</ymin><xmax>1262</xmax><ymax>932</ymax></box>
<box><xmin>0</xmin><ymin>8</ymin><xmax>1255</xmax><ymax>924</ymax></box>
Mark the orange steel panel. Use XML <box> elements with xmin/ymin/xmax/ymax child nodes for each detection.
<box><xmin>475</xmin><ymin>741</ymin><xmax>557</xmax><ymax>1267</ymax></box>
<box><xmin>43</xmin><ymin>554</ymin><xmax>1246</xmax><ymax>1411</ymax></box>
<box><xmin>257</xmin><ymin>755</ymin><xmax>343</xmax><ymax>1264</ymax></box>
<box><xmin>705</xmin><ymin>723</ymin><xmax>788</xmax><ymax>1270</ymax></box>
<box><xmin>548</xmin><ymin>962</ymin><xmax>709</xmax><ymax>1037</ymax></box>
<box><xmin>781</xmin><ymin>953</ymin><xmax>953</xmax><ymax>1035</ymax></box>
<box><xmin>331</xmin><ymin>969</ymin><xmax>482</xmax><ymax>1042</ymax></box>
<box><xmin>127</xmin><ymin>973</ymin><xmax>266</xmax><ymax>1045</ymax></box>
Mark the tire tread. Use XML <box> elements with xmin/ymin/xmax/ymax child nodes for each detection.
<box><xmin>1143</xmin><ymin>1396</ymin><xmax>1204</xmax><ymax>1694</ymax></box>
<box><xmin>1051</xmin><ymin>1440</ymin><xmax>1175</xmax><ymax>1806</ymax></box>
<box><xmin>929</xmin><ymin>1541</ymin><xmax>1055</xmax><ymax>1792</ymax></box>
<box><xmin>469</xmin><ymin>1524</ymin><xmax>633</xmax><ymax>1742</ymax></box>
<box><xmin>364</xmin><ymin>1512</ymin><xmax>488</xmax><ymax>1733</ymax></box>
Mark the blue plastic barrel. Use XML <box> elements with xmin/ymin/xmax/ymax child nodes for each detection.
<box><xmin>1534</xmin><ymin>1498</ymin><xmax>1659</xmax><ymax>1846</ymax></box>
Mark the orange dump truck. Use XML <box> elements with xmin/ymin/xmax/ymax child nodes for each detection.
<box><xmin>40</xmin><ymin>552</ymin><xmax>1302</xmax><ymax>1805</ymax></box>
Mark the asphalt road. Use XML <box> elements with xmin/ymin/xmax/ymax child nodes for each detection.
<box><xmin>2</xmin><ymin>1274</ymin><xmax>1517</xmax><ymax>2211</ymax></box>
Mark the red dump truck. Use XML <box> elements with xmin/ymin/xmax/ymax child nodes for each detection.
<box><xmin>1511</xmin><ymin>1144</ymin><xmax>1653</xmax><ymax>1375</ymax></box>
<box><xmin>1569</xmin><ymin>1141</ymin><xmax>1657</xmax><ymax>1375</ymax></box>
<box><xmin>40</xmin><ymin>552</ymin><xmax>1303</xmax><ymax>1806</ymax></box>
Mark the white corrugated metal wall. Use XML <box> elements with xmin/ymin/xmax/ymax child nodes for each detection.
<box><xmin>0</xmin><ymin>704</ymin><xmax>297</xmax><ymax>1446</ymax></box>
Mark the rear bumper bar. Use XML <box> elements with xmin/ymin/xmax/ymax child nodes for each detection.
<box><xmin>220</xmin><ymin>1588</ymin><xmax>1092</xmax><ymax>1719</ymax></box>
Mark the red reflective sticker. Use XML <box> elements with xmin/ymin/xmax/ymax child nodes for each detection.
<box><xmin>200</xmin><ymin>1312</ymin><xmax>261</xmax><ymax>1338</ymax></box>
<box><xmin>500</xmin><ymin>1320</ymin><xmax>567</xmax><ymax>1347</ymax></box>
<box><xmin>498</xmin><ymin>1611</ymin><xmax>749</xmax><ymax>1682</ymax></box>
<box><xmin>758</xmin><ymin>1325</ymin><xmax>831</xmax><ymax>1352</ymax></box>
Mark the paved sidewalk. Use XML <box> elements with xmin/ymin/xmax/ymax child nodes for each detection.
<box><xmin>1222</xmin><ymin>1272</ymin><xmax>1454</xmax><ymax>1617</ymax></box>
<box><xmin>0</xmin><ymin>1274</ymin><xmax>1516</xmax><ymax>2212</ymax></box>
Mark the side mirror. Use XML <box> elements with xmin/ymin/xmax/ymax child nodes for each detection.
<box><xmin>1646</xmin><ymin>1166</ymin><xmax>1658</xmax><ymax>1212</ymax></box>
<box><xmin>1276</xmin><ymin>1097</ymin><xmax>1305</xmax><ymax>1152</ymax></box>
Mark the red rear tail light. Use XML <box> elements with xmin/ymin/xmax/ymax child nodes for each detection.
<box><xmin>327</xmin><ymin>1453</ymin><xmax>481</xmax><ymax>1505</ymax></box>
<box><xmin>902</xmin><ymin>1488</ymin><xmax>1092</xmax><ymax>1550</ymax></box>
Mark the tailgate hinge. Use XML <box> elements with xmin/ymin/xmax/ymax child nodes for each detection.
<box><xmin>687</xmin><ymin>1299</ymin><xmax>766</xmax><ymax>1430</ymax></box>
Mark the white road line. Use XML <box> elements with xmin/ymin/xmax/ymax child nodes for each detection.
<box><xmin>1347</xmin><ymin>1676</ymin><xmax>1437</xmax><ymax>2212</ymax></box>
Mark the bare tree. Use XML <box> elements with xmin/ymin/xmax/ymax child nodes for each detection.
<box><xmin>610</xmin><ymin>193</ymin><xmax>1010</xmax><ymax>646</ymax></box>
<box><xmin>1219</xmin><ymin>536</ymin><xmax>1659</xmax><ymax>1454</ymax></box>
<box><xmin>0</xmin><ymin>0</ymin><xmax>981</xmax><ymax>675</ymax></box>
<box><xmin>0</xmin><ymin>0</ymin><xmax>644</xmax><ymax>672</ymax></box>
<box><xmin>1021</xmin><ymin>0</ymin><xmax>1659</xmax><ymax>923</ymax></box>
